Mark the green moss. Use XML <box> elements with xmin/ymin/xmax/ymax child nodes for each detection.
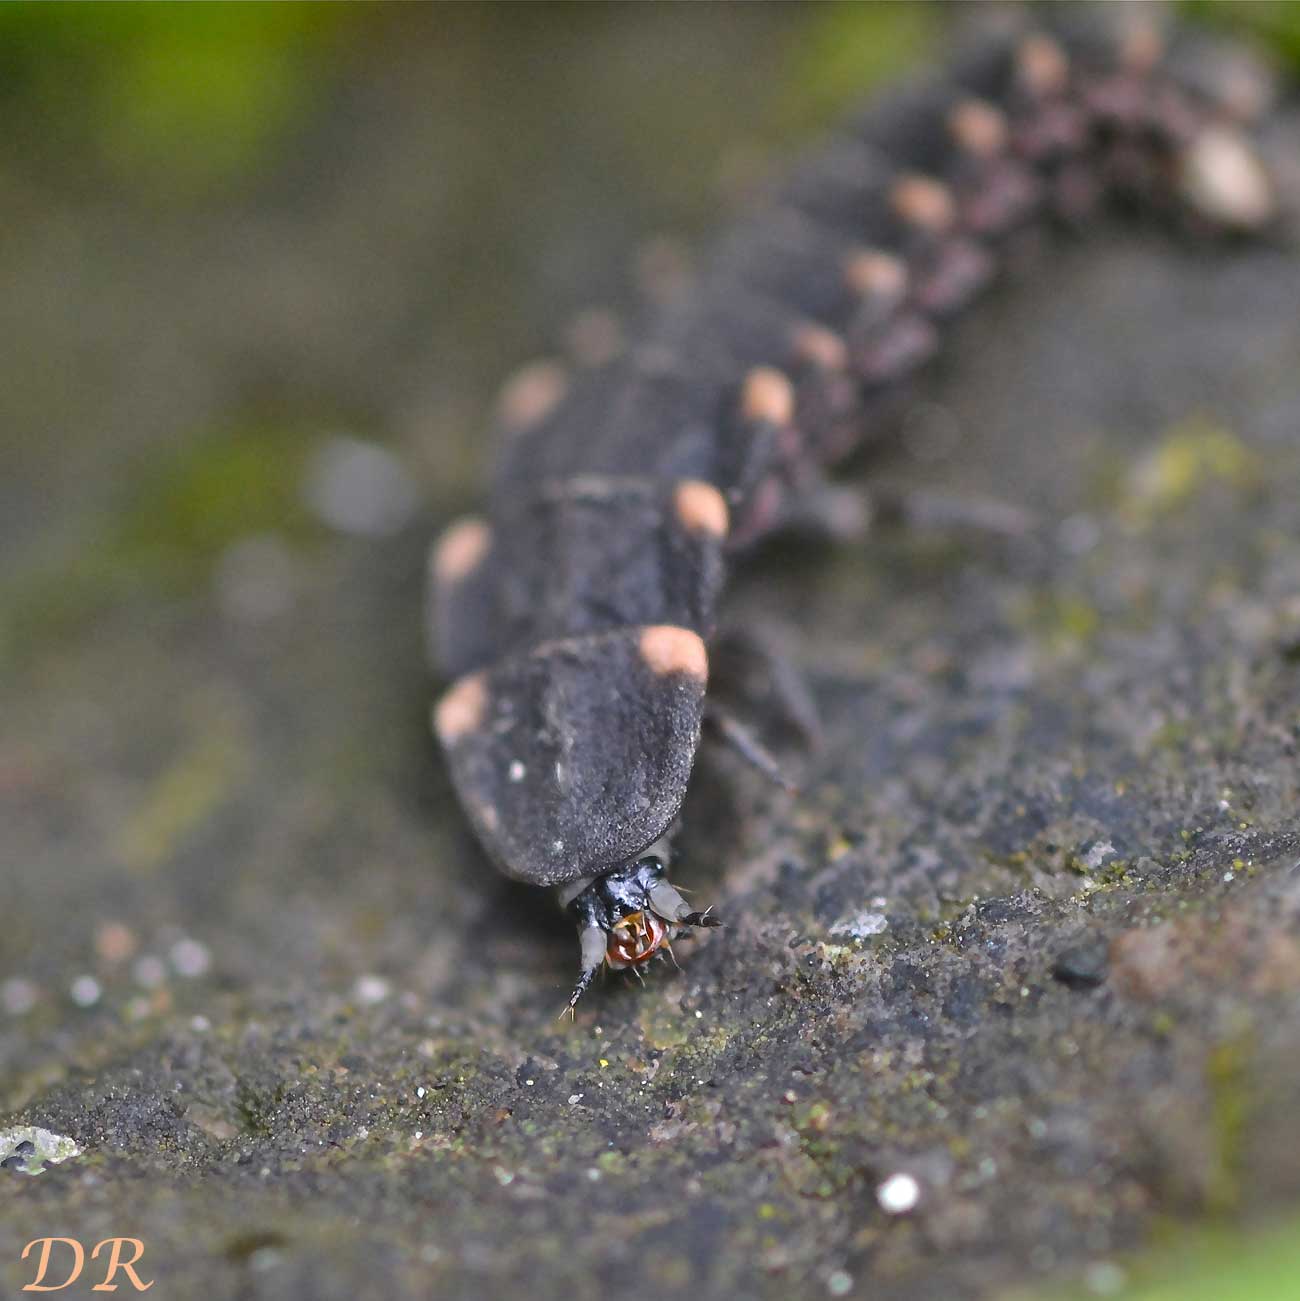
<box><xmin>114</xmin><ymin>425</ymin><xmax>315</xmax><ymax>576</ymax></box>
<box><xmin>113</xmin><ymin>721</ymin><xmax>247</xmax><ymax>873</ymax></box>
<box><xmin>1</xmin><ymin>421</ymin><xmax>318</xmax><ymax>669</ymax></box>
<box><xmin>1006</xmin><ymin>1211</ymin><xmax>1300</xmax><ymax>1301</ymax></box>
<box><xmin>780</xmin><ymin>2</ymin><xmax>936</xmax><ymax>129</ymax></box>
<box><xmin>1018</xmin><ymin>590</ymin><xmax>1101</xmax><ymax>655</ymax></box>
<box><xmin>1184</xmin><ymin>0</ymin><xmax>1300</xmax><ymax>74</ymax></box>
<box><xmin>1204</xmin><ymin>1034</ymin><xmax>1254</xmax><ymax>1215</ymax></box>
<box><xmin>1120</xmin><ymin>420</ymin><xmax>1261</xmax><ymax>525</ymax></box>
<box><xmin>0</xmin><ymin>1</ymin><xmax>356</xmax><ymax>196</ymax></box>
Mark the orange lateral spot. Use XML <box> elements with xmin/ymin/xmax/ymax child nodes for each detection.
<box><xmin>741</xmin><ymin>367</ymin><xmax>795</xmax><ymax>427</ymax></box>
<box><xmin>674</xmin><ymin>480</ymin><xmax>729</xmax><ymax>539</ymax></box>
<box><xmin>948</xmin><ymin>98</ymin><xmax>1007</xmax><ymax>159</ymax></box>
<box><xmin>638</xmin><ymin>625</ymin><xmax>708</xmax><ymax>682</ymax></box>
<box><xmin>1120</xmin><ymin>18</ymin><xmax>1163</xmax><ymax>74</ymax></box>
<box><xmin>790</xmin><ymin>322</ymin><xmax>848</xmax><ymax>372</ymax></box>
<box><xmin>844</xmin><ymin>249</ymin><xmax>908</xmax><ymax>302</ymax></box>
<box><xmin>433</xmin><ymin>672</ymin><xmax>489</xmax><ymax>744</ymax></box>
<box><xmin>496</xmin><ymin>360</ymin><xmax>568</xmax><ymax>432</ymax></box>
<box><xmin>890</xmin><ymin>175</ymin><xmax>956</xmax><ymax>234</ymax></box>
<box><xmin>432</xmin><ymin>516</ymin><xmax>492</xmax><ymax>588</ymax></box>
<box><xmin>1017</xmin><ymin>34</ymin><xmax>1069</xmax><ymax>98</ymax></box>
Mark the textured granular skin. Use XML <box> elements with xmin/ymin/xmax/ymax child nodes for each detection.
<box><xmin>3</xmin><ymin>11</ymin><xmax>1300</xmax><ymax>1301</ymax></box>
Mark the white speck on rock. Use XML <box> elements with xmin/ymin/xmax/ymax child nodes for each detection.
<box><xmin>354</xmin><ymin>974</ymin><xmax>391</xmax><ymax>1006</ymax></box>
<box><xmin>827</xmin><ymin>1270</ymin><xmax>853</xmax><ymax>1296</ymax></box>
<box><xmin>876</xmin><ymin>1171</ymin><xmax>921</xmax><ymax>1214</ymax></box>
<box><xmin>830</xmin><ymin>911</ymin><xmax>889</xmax><ymax>940</ymax></box>
<box><xmin>69</xmin><ymin>975</ymin><xmax>101</xmax><ymax>1008</ymax></box>
<box><xmin>302</xmin><ymin>436</ymin><xmax>420</xmax><ymax>537</ymax></box>
<box><xmin>1082</xmin><ymin>840</ymin><xmax>1116</xmax><ymax>871</ymax></box>
<box><xmin>170</xmin><ymin>937</ymin><xmax>211</xmax><ymax>979</ymax></box>
<box><xmin>249</xmin><ymin>1246</ymin><xmax>282</xmax><ymax>1272</ymax></box>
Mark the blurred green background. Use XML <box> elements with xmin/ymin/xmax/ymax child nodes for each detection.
<box><xmin>3</xmin><ymin>0</ymin><xmax>1291</xmax><ymax>674</ymax></box>
<box><xmin>1</xmin><ymin>4</ymin><xmax>1297</xmax><ymax>1299</ymax></box>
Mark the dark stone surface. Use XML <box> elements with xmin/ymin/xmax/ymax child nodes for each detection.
<box><xmin>1051</xmin><ymin>938</ymin><xmax>1110</xmax><ymax>990</ymax></box>
<box><xmin>3</xmin><ymin>10</ymin><xmax>1300</xmax><ymax>1300</ymax></box>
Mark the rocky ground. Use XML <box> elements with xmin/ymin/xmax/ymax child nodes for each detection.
<box><xmin>3</xmin><ymin>7</ymin><xmax>1299</xmax><ymax>1300</ymax></box>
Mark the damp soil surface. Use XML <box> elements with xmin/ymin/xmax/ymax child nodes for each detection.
<box><xmin>4</xmin><ymin>9</ymin><xmax>1300</xmax><ymax>1300</ymax></box>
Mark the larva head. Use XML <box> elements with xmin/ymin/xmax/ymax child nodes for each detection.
<box><xmin>606</xmin><ymin>908</ymin><xmax>670</xmax><ymax>969</ymax></box>
<box><xmin>559</xmin><ymin>855</ymin><xmax>721</xmax><ymax>1015</ymax></box>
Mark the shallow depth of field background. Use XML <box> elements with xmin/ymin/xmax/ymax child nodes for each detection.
<box><xmin>4</xmin><ymin>1</ymin><xmax>1294</xmax><ymax>660</ymax></box>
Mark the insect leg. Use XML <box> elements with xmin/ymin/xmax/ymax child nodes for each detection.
<box><xmin>559</xmin><ymin>925</ymin><xmax>608</xmax><ymax>1018</ymax></box>
<box><xmin>710</xmin><ymin>625</ymin><xmax>822</xmax><ymax>748</ymax></box>
<box><xmin>703</xmin><ymin>703</ymin><xmax>798</xmax><ymax>793</ymax></box>
<box><xmin>648</xmin><ymin>879</ymin><xmax>722</xmax><ymax>931</ymax></box>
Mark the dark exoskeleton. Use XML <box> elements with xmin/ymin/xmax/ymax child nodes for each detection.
<box><xmin>428</xmin><ymin>11</ymin><xmax>1285</xmax><ymax>1012</ymax></box>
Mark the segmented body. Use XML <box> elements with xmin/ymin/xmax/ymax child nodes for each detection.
<box><xmin>428</xmin><ymin>13</ymin><xmax>1286</xmax><ymax>1005</ymax></box>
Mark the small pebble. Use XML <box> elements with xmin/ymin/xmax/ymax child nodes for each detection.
<box><xmin>827</xmin><ymin>1269</ymin><xmax>853</xmax><ymax>1296</ymax></box>
<box><xmin>0</xmin><ymin>1127</ymin><xmax>82</xmax><ymax>1176</ymax></box>
<box><xmin>302</xmin><ymin>436</ymin><xmax>420</xmax><ymax>538</ymax></box>
<box><xmin>353</xmin><ymin>974</ymin><xmax>391</xmax><ymax>1006</ymax></box>
<box><xmin>1081</xmin><ymin>839</ymin><xmax>1117</xmax><ymax>871</ymax></box>
<box><xmin>170</xmin><ymin>938</ymin><xmax>212</xmax><ymax>979</ymax></box>
<box><xmin>876</xmin><ymin>1172</ymin><xmax>921</xmax><ymax>1214</ymax></box>
<box><xmin>829</xmin><ymin>911</ymin><xmax>888</xmax><ymax>940</ymax></box>
<box><xmin>69</xmin><ymin>975</ymin><xmax>102</xmax><ymax>1008</ymax></box>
